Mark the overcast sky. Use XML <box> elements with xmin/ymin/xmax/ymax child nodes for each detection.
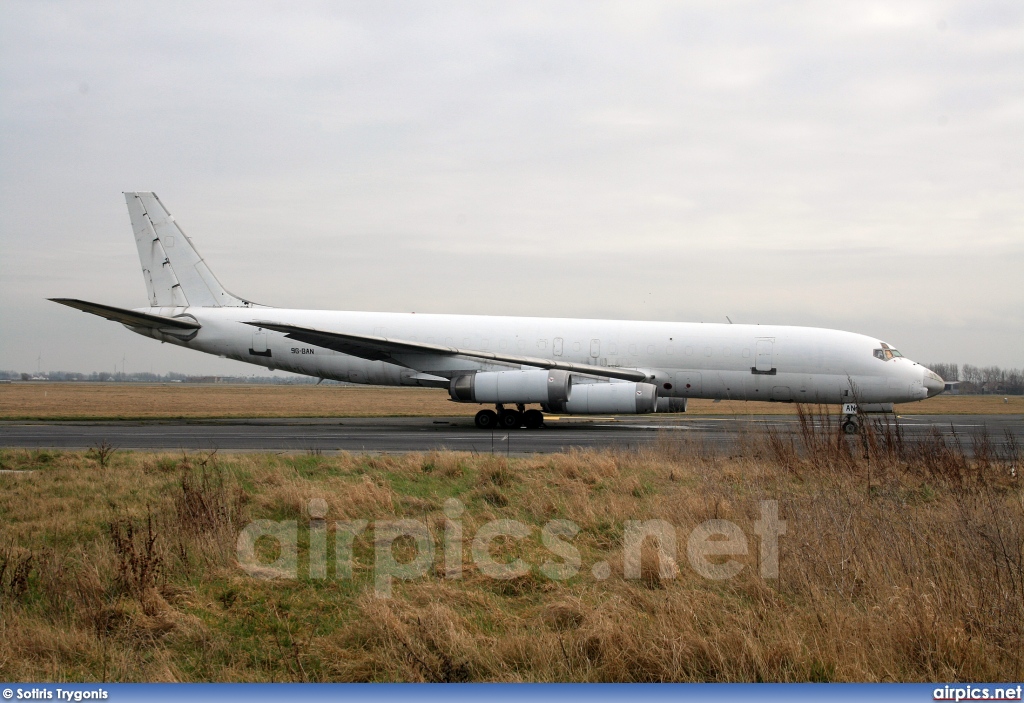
<box><xmin>1</xmin><ymin>1</ymin><xmax>1022</xmax><ymax>377</ymax></box>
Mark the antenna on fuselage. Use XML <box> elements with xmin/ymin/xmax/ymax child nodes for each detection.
<box><xmin>726</xmin><ymin>316</ymin><xmax>733</xmax><ymax>324</ymax></box>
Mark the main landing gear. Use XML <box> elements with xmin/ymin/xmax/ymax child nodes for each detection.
<box><xmin>474</xmin><ymin>405</ymin><xmax>546</xmax><ymax>429</ymax></box>
<box><xmin>522</xmin><ymin>409</ymin><xmax>545</xmax><ymax>429</ymax></box>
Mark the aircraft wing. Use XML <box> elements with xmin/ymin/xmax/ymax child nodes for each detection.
<box><xmin>50</xmin><ymin>298</ymin><xmax>200</xmax><ymax>331</ymax></box>
<box><xmin>247</xmin><ymin>321</ymin><xmax>649</xmax><ymax>382</ymax></box>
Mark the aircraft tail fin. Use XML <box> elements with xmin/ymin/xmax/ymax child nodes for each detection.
<box><xmin>124</xmin><ymin>192</ymin><xmax>256</xmax><ymax>308</ymax></box>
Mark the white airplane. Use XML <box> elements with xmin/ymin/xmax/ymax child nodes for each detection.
<box><xmin>52</xmin><ymin>192</ymin><xmax>944</xmax><ymax>433</ymax></box>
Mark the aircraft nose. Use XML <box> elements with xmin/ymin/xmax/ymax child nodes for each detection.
<box><xmin>922</xmin><ymin>367</ymin><xmax>945</xmax><ymax>398</ymax></box>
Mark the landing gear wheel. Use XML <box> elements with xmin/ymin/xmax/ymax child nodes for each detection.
<box><xmin>522</xmin><ymin>409</ymin><xmax>545</xmax><ymax>429</ymax></box>
<box><xmin>842</xmin><ymin>419</ymin><xmax>859</xmax><ymax>435</ymax></box>
<box><xmin>497</xmin><ymin>410</ymin><xmax>522</xmax><ymax>429</ymax></box>
<box><xmin>475</xmin><ymin>409</ymin><xmax>498</xmax><ymax>429</ymax></box>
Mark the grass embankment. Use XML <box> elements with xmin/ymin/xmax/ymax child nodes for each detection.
<box><xmin>1</xmin><ymin>415</ymin><xmax>1021</xmax><ymax>682</ymax></box>
<box><xmin>1</xmin><ymin>382</ymin><xmax>1020</xmax><ymax>420</ymax></box>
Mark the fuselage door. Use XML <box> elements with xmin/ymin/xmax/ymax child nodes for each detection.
<box><xmin>755</xmin><ymin>339</ymin><xmax>774</xmax><ymax>373</ymax></box>
<box><xmin>553</xmin><ymin>337</ymin><xmax>563</xmax><ymax>357</ymax></box>
<box><xmin>250</xmin><ymin>328</ymin><xmax>271</xmax><ymax>357</ymax></box>
<box><xmin>590</xmin><ymin>339</ymin><xmax>600</xmax><ymax>359</ymax></box>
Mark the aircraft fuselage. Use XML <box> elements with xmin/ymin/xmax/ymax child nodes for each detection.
<box><xmin>131</xmin><ymin>306</ymin><xmax>941</xmax><ymax>405</ymax></box>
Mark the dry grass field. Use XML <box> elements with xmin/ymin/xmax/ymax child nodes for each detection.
<box><xmin>1</xmin><ymin>415</ymin><xmax>1021</xmax><ymax>682</ymax></box>
<box><xmin>1</xmin><ymin>382</ymin><xmax>1020</xmax><ymax>420</ymax></box>
<box><xmin>0</xmin><ymin>383</ymin><xmax>475</xmax><ymax>420</ymax></box>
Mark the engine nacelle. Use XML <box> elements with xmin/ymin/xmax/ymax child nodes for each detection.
<box><xmin>657</xmin><ymin>397</ymin><xmax>688</xmax><ymax>413</ymax></box>
<box><xmin>449</xmin><ymin>369</ymin><xmax>571</xmax><ymax>405</ymax></box>
<box><xmin>559</xmin><ymin>382</ymin><xmax>659</xmax><ymax>414</ymax></box>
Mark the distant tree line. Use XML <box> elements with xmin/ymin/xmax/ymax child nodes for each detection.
<box><xmin>927</xmin><ymin>363</ymin><xmax>1024</xmax><ymax>395</ymax></box>
<box><xmin>0</xmin><ymin>370</ymin><xmax>346</xmax><ymax>385</ymax></box>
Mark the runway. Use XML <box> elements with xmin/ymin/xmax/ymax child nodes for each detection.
<box><xmin>1</xmin><ymin>414</ymin><xmax>1021</xmax><ymax>454</ymax></box>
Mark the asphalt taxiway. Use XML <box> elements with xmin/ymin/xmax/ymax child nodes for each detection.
<box><xmin>1</xmin><ymin>414</ymin><xmax>1020</xmax><ymax>455</ymax></box>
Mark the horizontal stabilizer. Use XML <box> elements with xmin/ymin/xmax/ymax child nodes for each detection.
<box><xmin>247</xmin><ymin>321</ymin><xmax>649</xmax><ymax>382</ymax></box>
<box><xmin>49</xmin><ymin>298</ymin><xmax>200</xmax><ymax>331</ymax></box>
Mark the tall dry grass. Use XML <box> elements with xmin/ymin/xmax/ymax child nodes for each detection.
<box><xmin>0</xmin><ymin>411</ymin><xmax>1021</xmax><ymax>681</ymax></box>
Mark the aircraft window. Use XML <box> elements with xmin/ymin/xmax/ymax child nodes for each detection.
<box><xmin>890</xmin><ymin>349</ymin><xmax>903</xmax><ymax>357</ymax></box>
<box><xmin>884</xmin><ymin>349</ymin><xmax>893</xmax><ymax>360</ymax></box>
<box><xmin>537</xmin><ymin>339</ymin><xmax>547</xmax><ymax>349</ymax></box>
<box><xmin>873</xmin><ymin>349</ymin><xmax>885</xmax><ymax>360</ymax></box>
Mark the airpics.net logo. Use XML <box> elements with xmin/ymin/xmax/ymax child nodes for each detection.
<box><xmin>235</xmin><ymin>498</ymin><xmax>786</xmax><ymax>596</ymax></box>
<box><xmin>933</xmin><ymin>685</ymin><xmax>1024</xmax><ymax>701</ymax></box>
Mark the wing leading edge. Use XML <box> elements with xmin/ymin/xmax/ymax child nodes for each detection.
<box><xmin>246</xmin><ymin>321</ymin><xmax>649</xmax><ymax>382</ymax></box>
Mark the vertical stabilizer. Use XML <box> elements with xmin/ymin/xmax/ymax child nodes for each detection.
<box><xmin>125</xmin><ymin>192</ymin><xmax>254</xmax><ymax>308</ymax></box>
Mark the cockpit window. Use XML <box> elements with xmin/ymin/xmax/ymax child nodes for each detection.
<box><xmin>873</xmin><ymin>346</ymin><xmax>903</xmax><ymax>361</ymax></box>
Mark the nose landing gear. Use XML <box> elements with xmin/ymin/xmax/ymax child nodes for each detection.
<box><xmin>841</xmin><ymin>403</ymin><xmax>860</xmax><ymax>435</ymax></box>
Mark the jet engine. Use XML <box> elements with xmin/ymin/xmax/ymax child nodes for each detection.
<box><xmin>657</xmin><ymin>397</ymin><xmax>688</xmax><ymax>413</ymax></box>
<box><xmin>556</xmin><ymin>381</ymin><xmax>659</xmax><ymax>414</ymax></box>
<box><xmin>449</xmin><ymin>369</ymin><xmax>571</xmax><ymax>405</ymax></box>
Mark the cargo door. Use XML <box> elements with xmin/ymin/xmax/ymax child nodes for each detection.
<box><xmin>754</xmin><ymin>339</ymin><xmax>774</xmax><ymax>373</ymax></box>
<box><xmin>250</xmin><ymin>328</ymin><xmax>271</xmax><ymax>357</ymax></box>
